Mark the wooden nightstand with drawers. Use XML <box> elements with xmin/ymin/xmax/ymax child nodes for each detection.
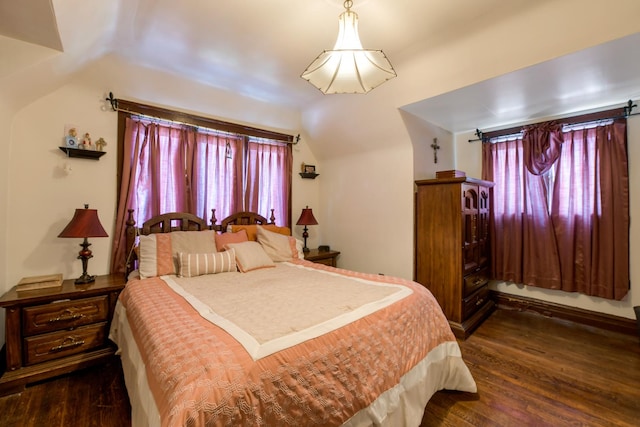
<box><xmin>304</xmin><ymin>248</ymin><xmax>340</xmax><ymax>267</ymax></box>
<box><xmin>0</xmin><ymin>274</ymin><xmax>125</xmax><ymax>396</ymax></box>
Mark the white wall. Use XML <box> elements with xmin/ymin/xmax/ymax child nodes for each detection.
<box><xmin>320</xmin><ymin>145</ymin><xmax>415</xmax><ymax>279</ymax></box>
<box><xmin>453</xmin><ymin>116</ymin><xmax>640</xmax><ymax>320</ymax></box>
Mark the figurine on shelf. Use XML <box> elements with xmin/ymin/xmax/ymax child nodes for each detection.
<box><xmin>80</xmin><ymin>132</ymin><xmax>93</xmax><ymax>150</ymax></box>
<box><xmin>95</xmin><ymin>137</ymin><xmax>107</xmax><ymax>152</ymax></box>
<box><xmin>65</xmin><ymin>127</ymin><xmax>78</xmax><ymax>148</ymax></box>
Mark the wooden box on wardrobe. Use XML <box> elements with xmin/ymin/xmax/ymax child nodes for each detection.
<box><xmin>414</xmin><ymin>176</ymin><xmax>495</xmax><ymax>339</ymax></box>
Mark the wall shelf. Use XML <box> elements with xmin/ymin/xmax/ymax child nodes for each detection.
<box><xmin>59</xmin><ymin>147</ymin><xmax>106</xmax><ymax>160</ymax></box>
<box><xmin>299</xmin><ymin>172</ymin><xmax>319</xmax><ymax>179</ymax></box>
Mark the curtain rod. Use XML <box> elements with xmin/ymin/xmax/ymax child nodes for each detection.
<box><xmin>104</xmin><ymin>92</ymin><xmax>300</xmax><ymax>144</ymax></box>
<box><xmin>468</xmin><ymin>99</ymin><xmax>637</xmax><ymax>143</ymax></box>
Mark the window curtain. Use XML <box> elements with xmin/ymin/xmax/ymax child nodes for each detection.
<box><xmin>552</xmin><ymin>120</ymin><xmax>629</xmax><ymax>299</ymax></box>
<box><xmin>244</xmin><ymin>140</ymin><xmax>292</xmax><ymax>225</ymax></box>
<box><xmin>483</xmin><ymin>119</ymin><xmax>629</xmax><ymax>300</ymax></box>
<box><xmin>190</xmin><ymin>132</ymin><xmax>244</xmax><ymax>222</ymax></box>
<box><xmin>110</xmin><ymin>118</ymin><xmax>193</xmax><ymax>274</ymax></box>
<box><xmin>110</xmin><ymin>116</ymin><xmax>293</xmax><ymax>274</ymax></box>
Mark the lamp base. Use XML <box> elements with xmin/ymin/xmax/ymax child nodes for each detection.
<box><xmin>75</xmin><ymin>273</ymin><xmax>96</xmax><ymax>285</ymax></box>
<box><xmin>303</xmin><ymin>247</ymin><xmax>310</xmax><ymax>253</ymax></box>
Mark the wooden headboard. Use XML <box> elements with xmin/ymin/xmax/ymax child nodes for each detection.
<box><xmin>124</xmin><ymin>208</ymin><xmax>276</xmax><ymax>276</ymax></box>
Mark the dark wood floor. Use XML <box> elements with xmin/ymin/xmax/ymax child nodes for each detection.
<box><xmin>1</xmin><ymin>309</ymin><xmax>638</xmax><ymax>427</ymax></box>
<box><xmin>423</xmin><ymin>309</ymin><xmax>640</xmax><ymax>427</ymax></box>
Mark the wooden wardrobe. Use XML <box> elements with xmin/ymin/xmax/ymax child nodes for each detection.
<box><xmin>414</xmin><ymin>175</ymin><xmax>495</xmax><ymax>339</ymax></box>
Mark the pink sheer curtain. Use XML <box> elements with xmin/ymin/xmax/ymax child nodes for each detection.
<box><xmin>110</xmin><ymin>118</ymin><xmax>145</xmax><ymax>275</ymax></box>
<box><xmin>244</xmin><ymin>140</ymin><xmax>292</xmax><ymax>226</ymax></box>
<box><xmin>483</xmin><ymin>119</ymin><xmax>629</xmax><ymax>300</ymax></box>
<box><xmin>190</xmin><ymin>133</ymin><xmax>244</xmax><ymax>222</ymax></box>
<box><xmin>110</xmin><ymin>118</ymin><xmax>192</xmax><ymax>274</ymax></box>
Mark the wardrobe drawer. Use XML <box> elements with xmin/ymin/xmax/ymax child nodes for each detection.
<box><xmin>23</xmin><ymin>322</ymin><xmax>108</xmax><ymax>366</ymax></box>
<box><xmin>22</xmin><ymin>296</ymin><xmax>109</xmax><ymax>336</ymax></box>
<box><xmin>463</xmin><ymin>285</ymin><xmax>489</xmax><ymax>320</ymax></box>
<box><xmin>464</xmin><ymin>268</ymin><xmax>489</xmax><ymax>297</ymax></box>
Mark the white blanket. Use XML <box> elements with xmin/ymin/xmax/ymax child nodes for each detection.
<box><xmin>162</xmin><ymin>262</ymin><xmax>412</xmax><ymax>360</ymax></box>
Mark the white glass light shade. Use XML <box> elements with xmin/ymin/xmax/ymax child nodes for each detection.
<box><xmin>301</xmin><ymin>8</ymin><xmax>396</xmax><ymax>94</ymax></box>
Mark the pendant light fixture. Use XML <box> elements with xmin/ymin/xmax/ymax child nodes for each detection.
<box><xmin>301</xmin><ymin>0</ymin><xmax>396</xmax><ymax>94</ymax></box>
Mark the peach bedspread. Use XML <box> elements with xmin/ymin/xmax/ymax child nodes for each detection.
<box><xmin>115</xmin><ymin>260</ymin><xmax>472</xmax><ymax>426</ymax></box>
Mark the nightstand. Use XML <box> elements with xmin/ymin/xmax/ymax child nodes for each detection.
<box><xmin>304</xmin><ymin>248</ymin><xmax>340</xmax><ymax>267</ymax></box>
<box><xmin>0</xmin><ymin>274</ymin><xmax>125</xmax><ymax>396</ymax></box>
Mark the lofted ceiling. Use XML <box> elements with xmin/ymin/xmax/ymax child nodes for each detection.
<box><xmin>1</xmin><ymin>0</ymin><xmax>640</xmax><ymax>133</ymax></box>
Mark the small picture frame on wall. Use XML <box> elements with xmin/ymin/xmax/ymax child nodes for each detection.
<box><xmin>304</xmin><ymin>165</ymin><xmax>316</xmax><ymax>174</ymax></box>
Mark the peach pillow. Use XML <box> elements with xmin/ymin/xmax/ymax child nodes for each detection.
<box><xmin>256</xmin><ymin>225</ymin><xmax>299</xmax><ymax>262</ymax></box>
<box><xmin>224</xmin><ymin>241</ymin><xmax>275</xmax><ymax>272</ymax></box>
<box><xmin>138</xmin><ymin>230</ymin><xmax>217</xmax><ymax>278</ymax></box>
<box><xmin>215</xmin><ymin>229</ymin><xmax>249</xmax><ymax>252</ymax></box>
<box><xmin>229</xmin><ymin>224</ymin><xmax>291</xmax><ymax>241</ymax></box>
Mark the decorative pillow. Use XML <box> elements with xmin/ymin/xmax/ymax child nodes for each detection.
<box><xmin>229</xmin><ymin>224</ymin><xmax>291</xmax><ymax>241</ymax></box>
<box><xmin>177</xmin><ymin>250</ymin><xmax>237</xmax><ymax>277</ymax></box>
<box><xmin>294</xmin><ymin>238</ymin><xmax>305</xmax><ymax>260</ymax></box>
<box><xmin>215</xmin><ymin>229</ymin><xmax>249</xmax><ymax>252</ymax></box>
<box><xmin>224</xmin><ymin>241</ymin><xmax>275</xmax><ymax>272</ymax></box>
<box><xmin>138</xmin><ymin>230</ymin><xmax>217</xmax><ymax>278</ymax></box>
<box><xmin>256</xmin><ymin>225</ymin><xmax>299</xmax><ymax>262</ymax></box>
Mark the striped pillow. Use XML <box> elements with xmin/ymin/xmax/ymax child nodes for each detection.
<box><xmin>177</xmin><ymin>250</ymin><xmax>237</xmax><ymax>278</ymax></box>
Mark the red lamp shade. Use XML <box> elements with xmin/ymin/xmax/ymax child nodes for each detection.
<box><xmin>296</xmin><ymin>206</ymin><xmax>318</xmax><ymax>253</ymax></box>
<box><xmin>58</xmin><ymin>204</ymin><xmax>108</xmax><ymax>284</ymax></box>
<box><xmin>296</xmin><ymin>206</ymin><xmax>318</xmax><ymax>226</ymax></box>
<box><xmin>58</xmin><ymin>206</ymin><xmax>108</xmax><ymax>238</ymax></box>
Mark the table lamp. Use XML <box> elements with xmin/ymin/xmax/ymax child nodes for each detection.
<box><xmin>58</xmin><ymin>204</ymin><xmax>108</xmax><ymax>284</ymax></box>
<box><xmin>296</xmin><ymin>206</ymin><xmax>318</xmax><ymax>253</ymax></box>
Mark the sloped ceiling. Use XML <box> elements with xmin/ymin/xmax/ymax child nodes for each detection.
<box><xmin>1</xmin><ymin>0</ymin><xmax>640</xmax><ymax>133</ymax></box>
<box><xmin>0</xmin><ymin>0</ymin><xmax>61</xmax><ymax>51</ymax></box>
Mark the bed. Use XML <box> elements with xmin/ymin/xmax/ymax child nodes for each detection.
<box><xmin>109</xmin><ymin>209</ymin><xmax>477</xmax><ymax>426</ymax></box>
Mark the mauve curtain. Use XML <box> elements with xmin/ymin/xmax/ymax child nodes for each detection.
<box><xmin>244</xmin><ymin>140</ymin><xmax>292</xmax><ymax>226</ymax></box>
<box><xmin>482</xmin><ymin>137</ymin><xmax>562</xmax><ymax>289</ymax></box>
<box><xmin>551</xmin><ymin>120</ymin><xmax>629</xmax><ymax>299</ymax></box>
<box><xmin>483</xmin><ymin>119</ymin><xmax>629</xmax><ymax>300</ymax></box>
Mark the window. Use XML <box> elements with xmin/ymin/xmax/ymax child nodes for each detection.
<box><xmin>110</xmin><ymin>100</ymin><xmax>293</xmax><ymax>274</ymax></box>
<box><xmin>483</xmin><ymin>117</ymin><xmax>629</xmax><ymax>300</ymax></box>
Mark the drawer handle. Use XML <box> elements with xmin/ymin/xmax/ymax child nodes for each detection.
<box><xmin>475</xmin><ymin>298</ymin><xmax>484</xmax><ymax>306</ymax></box>
<box><xmin>50</xmin><ymin>337</ymin><xmax>85</xmax><ymax>352</ymax></box>
<box><xmin>48</xmin><ymin>309</ymin><xmax>85</xmax><ymax>323</ymax></box>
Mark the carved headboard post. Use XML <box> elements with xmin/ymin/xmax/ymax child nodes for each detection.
<box><xmin>125</xmin><ymin>209</ymin><xmax>138</xmax><ymax>277</ymax></box>
<box><xmin>210</xmin><ymin>209</ymin><xmax>218</xmax><ymax>231</ymax></box>
<box><xmin>269</xmin><ymin>209</ymin><xmax>276</xmax><ymax>224</ymax></box>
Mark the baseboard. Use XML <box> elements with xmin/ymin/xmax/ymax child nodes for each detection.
<box><xmin>492</xmin><ymin>290</ymin><xmax>638</xmax><ymax>337</ymax></box>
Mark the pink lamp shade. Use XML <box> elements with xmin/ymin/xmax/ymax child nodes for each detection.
<box><xmin>58</xmin><ymin>204</ymin><xmax>108</xmax><ymax>284</ymax></box>
<box><xmin>296</xmin><ymin>206</ymin><xmax>318</xmax><ymax>252</ymax></box>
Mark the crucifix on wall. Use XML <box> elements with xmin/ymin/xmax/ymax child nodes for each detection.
<box><xmin>430</xmin><ymin>138</ymin><xmax>440</xmax><ymax>163</ymax></box>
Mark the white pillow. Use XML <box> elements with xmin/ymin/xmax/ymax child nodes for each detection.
<box><xmin>224</xmin><ymin>241</ymin><xmax>275</xmax><ymax>273</ymax></box>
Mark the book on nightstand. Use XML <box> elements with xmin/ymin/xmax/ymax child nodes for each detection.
<box><xmin>16</xmin><ymin>273</ymin><xmax>64</xmax><ymax>292</ymax></box>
